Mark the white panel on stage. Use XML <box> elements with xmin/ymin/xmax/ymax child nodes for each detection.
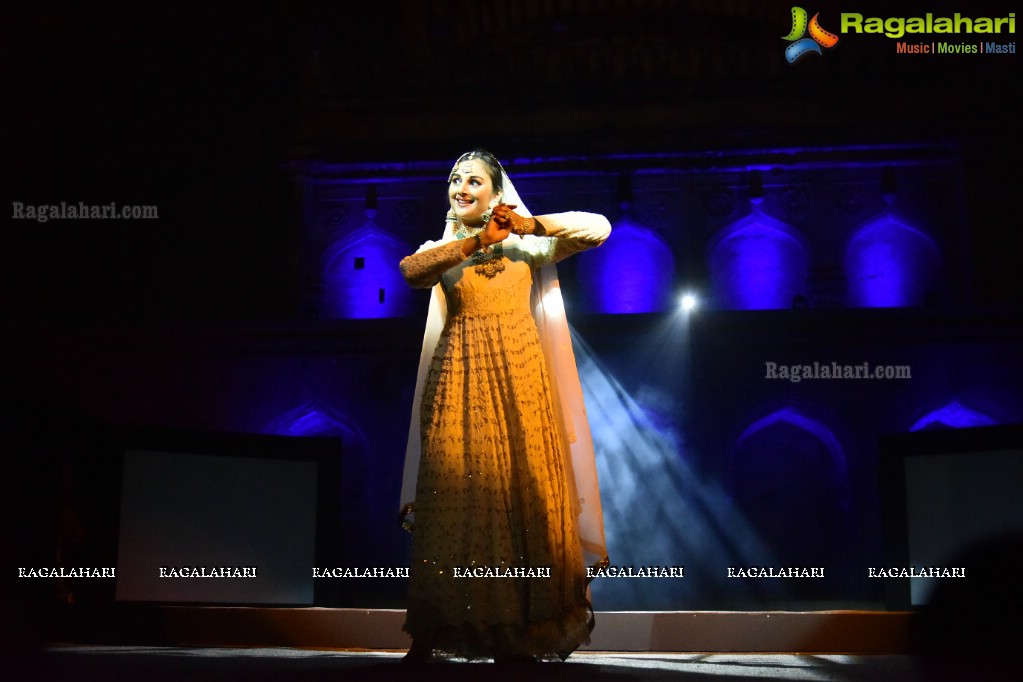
<box><xmin>115</xmin><ymin>449</ymin><xmax>318</xmax><ymax>604</ymax></box>
<box><xmin>903</xmin><ymin>447</ymin><xmax>1023</xmax><ymax>605</ymax></box>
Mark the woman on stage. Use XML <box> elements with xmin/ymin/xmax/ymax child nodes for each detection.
<box><xmin>398</xmin><ymin>149</ymin><xmax>610</xmax><ymax>663</ymax></box>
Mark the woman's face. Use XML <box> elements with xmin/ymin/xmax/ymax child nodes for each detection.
<box><xmin>449</xmin><ymin>158</ymin><xmax>499</xmax><ymax>226</ymax></box>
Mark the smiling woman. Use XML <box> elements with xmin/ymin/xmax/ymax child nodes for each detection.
<box><xmin>397</xmin><ymin>149</ymin><xmax>611</xmax><ymax>664</ymax></box>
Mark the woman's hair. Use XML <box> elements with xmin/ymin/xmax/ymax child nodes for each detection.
<box><xmin>450</xmin><ymin>149</ymin><xmax>504</xmax><ymax>194</ymax></box>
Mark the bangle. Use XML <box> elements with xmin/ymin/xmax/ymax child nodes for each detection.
<box><xmin>515</xmin><ymin>217</ymin><xmax>543</xmax><ymax>236</ymax></box>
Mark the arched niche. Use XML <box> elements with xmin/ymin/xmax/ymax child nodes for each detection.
<box><xmin>730</xmin><ymin>407</ymin><xmax>850</xmax><ymax>572</ymax></box>
<box><xmin>708</xmin><ymin>212</ymin><xmax>807</xmax><ymax>310</ymax></box>
<box><xmin>264</xmin><ymin>400</ymin><xmax>371</xmax><ymax>499</ymax></box>
<box><xmin>321</xmin><ymin>223</ymin><xmax>414</xmax><ymax>319</ymax></box>
<box><xmin>265</xmin><ymin>400</ymin><xmax>370</xmax><ymax>450</ymax></box>
<box><xmin>845</xmin><ymin>214</ymin><xmax>941</xmax><ymax>308</ymax></box>
<box><xmin>265</xmin><ymin>401</ymin><xmax>387</xmax><ymax>571</ymax></box>
<box><xmin>575</xmin><ymin>210</ymin><xmax>675</xmax><ymax>314</ymax></box>
<box><xmin>909</xmin><ymin>400</ymin><xmax>999</xmax><ymax>431</ymax></box>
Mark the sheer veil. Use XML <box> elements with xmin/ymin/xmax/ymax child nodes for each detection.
<box><xmin>400</xmin><ymin>168</ymin><xmax>609</xmax><ymax>572</ymax></box>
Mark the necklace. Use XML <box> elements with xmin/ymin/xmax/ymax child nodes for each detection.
<box><xmin>455</xmin><ymin>222</ymin><xmax>505</xmax><ymax>279</ymax></box>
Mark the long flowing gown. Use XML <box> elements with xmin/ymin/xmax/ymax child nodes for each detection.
<box><xmin>399</xmin><ymin>214</ymin><xmax>609</xmax><ymax>660</ymax></box>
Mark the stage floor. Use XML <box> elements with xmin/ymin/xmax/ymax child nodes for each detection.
<box><xmin>19</xmin><ymin>608</ymin><xmax>1002</xmax><ymax>680</ymax></box>
<box><xmin>126</xmin><ymin>607</ymin><xmax>919</xmax><ymax>653</ymax></box>
<box><xmin>30</xmin><ymin>646</ymin><xmax>929</xmax><ymax>682</ymax></box>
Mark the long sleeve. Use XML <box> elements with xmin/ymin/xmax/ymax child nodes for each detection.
<box><xmin>399</xmin><ymin>238</ymin><xmax>466</xmax><ymax>289</ymax></box>
<box><xmin>530</xmin><ymin>211</ymin><xmax>611</xmax><ymax>265</ymax></box>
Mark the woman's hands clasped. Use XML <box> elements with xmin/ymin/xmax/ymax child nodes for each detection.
<box><xmin>480</xmin><ymin>203</ymin><xmax>535</xmax><ymax>247</ymax></box>
<box><xmin>478</xmin><ymin>203</ymin><xmax>515</xmax><ymax>248</ymax></box>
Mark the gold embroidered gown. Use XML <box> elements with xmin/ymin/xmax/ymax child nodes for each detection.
<box><xmin>399</xmin><ymin>213</ymin><xmax>609</xmax><ymax>660</ymax></box>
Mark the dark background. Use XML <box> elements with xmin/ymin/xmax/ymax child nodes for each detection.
<box><xmin>5</xmin><ymin>0</ymin><xmax>1020</xmax><ymax>322</ymax></box>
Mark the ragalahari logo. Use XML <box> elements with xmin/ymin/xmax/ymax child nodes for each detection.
<box><xmin>782</xmin><ymin>7</ymin><xmax>839</xmax><ymax>63</ymax></box>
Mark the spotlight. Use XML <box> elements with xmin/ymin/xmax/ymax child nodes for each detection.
<box><xmin>680</xmin><ymin>293</ymin><xmax>697</xmax><ymax>312</ymax></box>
